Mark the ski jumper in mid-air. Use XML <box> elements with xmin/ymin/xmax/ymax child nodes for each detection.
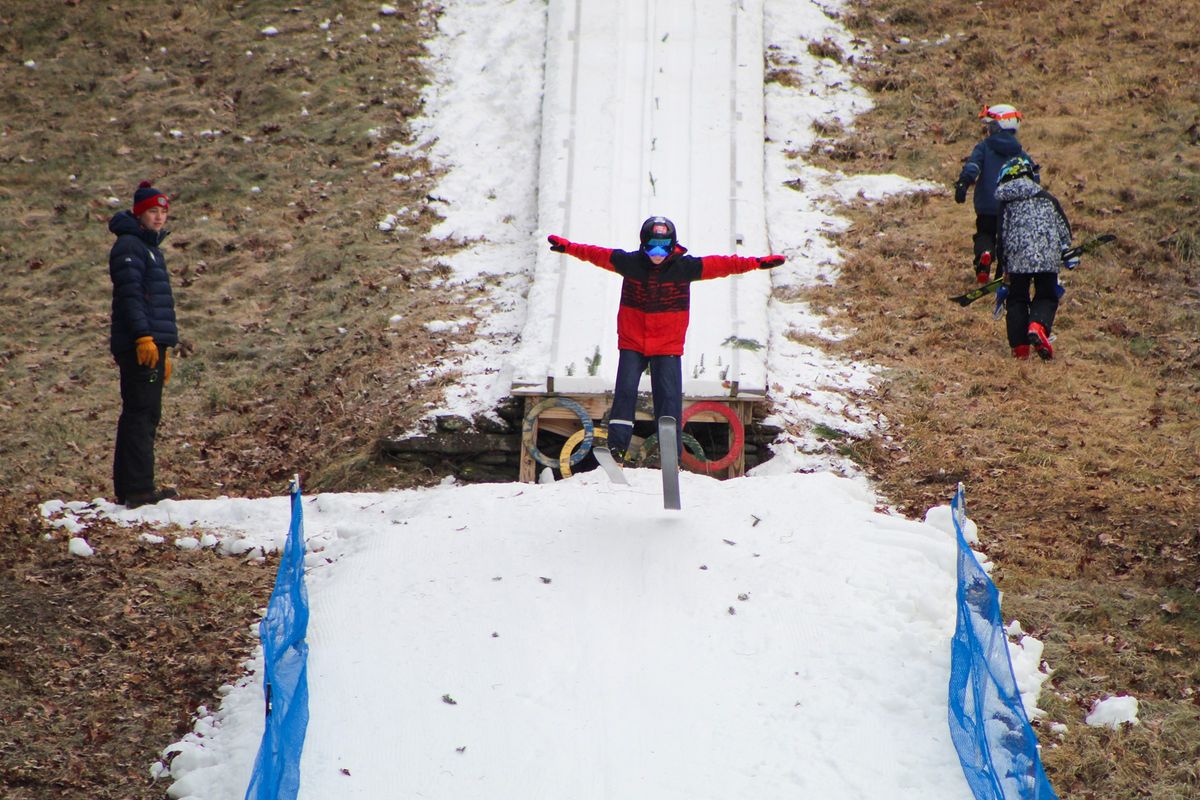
<box><xmin>547</xmin><ymin>215</ymin><xmax>784</xmax><ymax>463</ymax></box>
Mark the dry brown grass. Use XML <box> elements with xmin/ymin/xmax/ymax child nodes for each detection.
<box><xmin>0</xmin><ymin>0</ymin><xmax>470</xmax><ymax>504</ymax></box>
<box><xmin>791</xmin><ymin>1</ymin><xmax>1200</xmax><ymax>797</ymax></box>
<box><xmin>0</xmin><ymin>2</ymin><xmax>470</xmax><ymax>796</ymax></box>
<box><xmin>0</xmin><ymin>496</ymin><xmax>274</xmax><ymax>800</ymax></box>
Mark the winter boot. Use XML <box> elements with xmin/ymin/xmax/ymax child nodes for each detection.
<box><xmin>1012</xmin><ymin>344</ymin><xmax>1031</xmax><ymax>360</ymax></box>
<box><xmin>124</xmin><ymin>487</ymin><xmax>179</xmax><ymax>509</ymax></box>
<box><xmin>1027</xmin><ymin>322</ymin><xmax>1053</xmax><ymax>360</ymax></box>
<box><xmin>976</xmin><ymin>251</ymin><xmax>993</xmax><ymax>284</ymax></box>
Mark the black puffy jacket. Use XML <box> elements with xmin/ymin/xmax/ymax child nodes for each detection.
<box><xmin>108</xmin><ymin>210</ymin><xmax>178</xmax><ymax>355</ymax></box>
<box><xmin>957</xmin><ymin>131</ymin><xmax>1038</xmax><ymax>217</ymax></box>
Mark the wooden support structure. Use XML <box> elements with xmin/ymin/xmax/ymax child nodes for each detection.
<box><xmin>516</xmin><ymin>392</ymin><xmax>760</xmax><ymax>483</ymax></box>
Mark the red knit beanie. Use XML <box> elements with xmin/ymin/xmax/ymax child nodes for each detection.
<box><xmin>132</xmin><ymin>180</ymin><xmax>169</xmax><ymax>216</ymax></box>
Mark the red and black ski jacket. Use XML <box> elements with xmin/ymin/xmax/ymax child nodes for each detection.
<box><xmin>557</xmin><ymin>240</ymin><xmax>763</xmax><ymax>356</ymax></box>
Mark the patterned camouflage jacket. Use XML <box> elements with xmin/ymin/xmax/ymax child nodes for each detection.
<box><xmin>994</xmin><ymin>177</ymin><xmax>1072</xmax><ymax>274</ymax></box>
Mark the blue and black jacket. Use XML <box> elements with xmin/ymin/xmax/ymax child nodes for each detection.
<box><xmin>108</xmin><ymin>210</ymin><xmax>178</xmax><ymax>356</ymax></box>
<box><xmin>957</xmin><ymin>131</ymin><xmax>1039</xmax><ymax>217</ymax></box>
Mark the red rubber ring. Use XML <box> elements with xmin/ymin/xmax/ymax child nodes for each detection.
<box><xmin>680</xmin><ymin>401</ymin><xmax>745</xmax><ymax>474</ymax></box>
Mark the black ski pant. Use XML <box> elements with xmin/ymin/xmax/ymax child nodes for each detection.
<box><xmin>1004</xmin><ymin>272</ymin><xmax>1059</xmax><ymax>348</ymax></box>
<box><xmin>973</xmin><ymin>214</ymin><xmax>998</xmax><ymax>276</ymax></box>
<box><xmin>113</xmin><ymin>345</ymin><xmax>166</xmax><ymax>500</ymax></box>
<box><xmin>607</xmin><ymin>349</ymin><xmax>682</xmax><ymax>458</ymax></box>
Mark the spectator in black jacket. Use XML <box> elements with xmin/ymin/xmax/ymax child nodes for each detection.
<box><xmin>108</xmin><ymin>181</ymin><xmax>179</xmax><ymax>508</ymax></box>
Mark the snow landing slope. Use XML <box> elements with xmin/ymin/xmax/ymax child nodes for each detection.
<box><xmin>152</xmin><ymin>468</ymin><xmax>973</xmax><ymax>799</ymax></box>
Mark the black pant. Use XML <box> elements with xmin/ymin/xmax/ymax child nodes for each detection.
<box><xmin>607</xmin><ymin>349</ymin><xmax>682</xmax><ymax>457</ymax></box>
<box><xmin>1005</xmin><ymin>273</ymin><xmax>1059</xmax><ymax>348</ymax></box>
<box><xmin>969</xmin><ymin>214</ymin><xmax>998</xmax><ymax>277</ymax></box>
<box><xmin>973</xmin><ymin>214</ymin><xmax>997</xmax><ymax>275</ymax></box>
<box><xmin>113</xmin><ymin>346</ymin><xmax>166</xmax><ymax>500</ymax></box>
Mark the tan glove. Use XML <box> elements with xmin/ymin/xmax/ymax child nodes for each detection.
<box><xmin>135</xmin><ymin>336</ymin><xmax>159</xmax><ymax>369</ymax></box>
<box><xmin>163</xmin><ymin>350</ymin><xmax>172</xmax><ymax>384</ymax></box>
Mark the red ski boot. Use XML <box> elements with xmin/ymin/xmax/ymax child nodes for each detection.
<box><xmin>976</xmin><ymin>251</ymin><xmax>993</xmax><ymax>284</ymax></box>
<box><xmin>1027</xmin><ymin>322</ymin><xmax>1053</xmax><ymax>360</ymax></box>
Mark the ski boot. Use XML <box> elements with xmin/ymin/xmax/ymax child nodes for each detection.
<box><xmin>976</xmin><ymin>251</ymin><xmax>993</xmax><ymax>285</ymax></box>
<box><xmin>1027</xmin><ymin>322</ymin><xmax>1053</xmax><ymax>360</ymax></box>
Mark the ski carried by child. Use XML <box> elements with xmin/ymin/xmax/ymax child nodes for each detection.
<box><xmin>951</xmin><ymin>276</ymin><xmax>1005</xmax><ymax>307</ymax></box>
<box><xmin>949</xmin><ymin>233</ymin><xmax>1115</xmax><ymax>307</ymax></box>
<box><xmin>1059</xmin><ymin>233</ymin><xmax>1116</xmax><ymax>263</ymax></box>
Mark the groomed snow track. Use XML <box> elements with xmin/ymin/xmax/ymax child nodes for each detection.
<box><xmin>513</xmin><ymin>0</ymin><xmax>773</xmax><ymax>400</ymax></box>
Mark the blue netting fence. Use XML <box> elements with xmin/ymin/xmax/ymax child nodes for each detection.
<box><xmin>244</xmin><ymin>479</ymin><xmax>310</xmax><ymax>800</ymax></box>
<box><xmin>948</xmin><ymin>484</ymin><xmax>1057</xmax><ymax>800</ymax></box>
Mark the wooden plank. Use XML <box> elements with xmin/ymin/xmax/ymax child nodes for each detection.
<box><xmin>518</xmin><ymin>396</ymin><xmax>537</xmax><ymax>482</ymax></box>
<box><xmin>539</xmin><ymin>418</ymin><xmax>582</xmax><ymax>438</ymax></box>
<box><xmin>730</xmin><ymin>401</ymin><xmax>752</xmax><ymax>478</ymax></box>
<box><xmin>519</xmin><ymin>445</ymin><xmax>537</xmax><ymax>482</ymax></box>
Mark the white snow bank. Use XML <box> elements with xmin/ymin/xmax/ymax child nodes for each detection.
<box><xmin>1086</xmin><ymin>695</ymin><xmax>1140</xmax><ymax>728</ymax></box>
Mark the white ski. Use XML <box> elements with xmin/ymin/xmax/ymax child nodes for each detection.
<box><xmin>592</xmin><ymin>445</ymin><xmax>629</xmax><ymax>485</ymax></box>
<box><xmin>658</xmin><ymin>416</ymin><xmax>682</xmax><ymax>510</ymax></box>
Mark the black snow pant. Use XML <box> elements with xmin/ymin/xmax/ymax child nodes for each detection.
<box><xmin>1004</xmin><ymin>272</ymin><xmax>1059</xmax><ymax>348</ymax></box>
<box><xmin>113</xmin><ymin>345</ymin><xmax>166</xmax><ymax>501</ymax></box>
<box><xmin>607</xmin><ymin>349</ymin><xmax>682</xmax><ymax>458</ymax></box>
<box><xmin>973</xmin><ymin>214</ymin><xmax>998</xmax><ymax>276</ymax></box>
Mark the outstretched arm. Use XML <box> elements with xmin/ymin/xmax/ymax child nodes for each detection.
<box><xmin>547</xmin><ymin>235</ymin><xmax>616</xmax><ymax>272</ymax></box>
<box><xmin>699</xmin><ymin>253</ymin><xmax>784</xmax><ymax>279</ymax></box>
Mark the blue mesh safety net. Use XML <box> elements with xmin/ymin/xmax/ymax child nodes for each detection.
<box><xmin>948</xmin><ymin>484</ymin><xmax>1058</xmax><ymax>800</ymax></box>
<box><xmin>244</xmin><ymin>482</ymin><xmax>310</xmax><ymax>800</ymax></box>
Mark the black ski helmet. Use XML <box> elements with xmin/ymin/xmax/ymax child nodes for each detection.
<box><xmin>639</xmin><ymin>216</ymin><xmax>677</xmax><ymax>250</ymax></box>
<box><xmin>997</xmin><ymin>155</ymin><xmax>1035</xmax><ymax>185</ymax></box>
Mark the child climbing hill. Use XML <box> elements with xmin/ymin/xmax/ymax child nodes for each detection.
<box><xmin>955</xmin><ymin>104</ymin><xmax>1039</xmax><ymax>284</ymax></box>
<box><xmin>994</xmin><ymin>156</ymin><xmax>1073</xmax><ymax>360</ymax></box>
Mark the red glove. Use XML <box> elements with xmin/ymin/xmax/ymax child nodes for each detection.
<box><xmin>757</xmin><ymin>255</ymin><xmax>785</xmax><ymax>269</ymax></box>
<box><xmin>547</xmin><ymin>234</ymin><xmax>569</xmax><ymax>253</ymax></box>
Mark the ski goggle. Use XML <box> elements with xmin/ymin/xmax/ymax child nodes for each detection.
<box><xmin>979</xmin><ymin>105</ymin><xmax>1021</xmax><ymax>122</ymax></box>
<box><xmin>644</xmin><ymin>237</ymin><xmax>672</xmax><ymax>257</ymax></box>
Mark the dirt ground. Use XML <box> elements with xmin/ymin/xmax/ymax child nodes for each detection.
<box><xmin>814</xmin><ymin>3</ymin><xmax>1199</xmax><ymax>797</ymax></box>
<box><xmin>0</xmin><ymin>496</ymin><xmax>273</xmax><ymax>799</ymax></box>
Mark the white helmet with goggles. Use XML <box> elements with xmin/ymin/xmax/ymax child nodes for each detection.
<box><xmin>980</xmin><ymin>103</ymin><xmax>1022</xmax><ymax>132</ymax></box>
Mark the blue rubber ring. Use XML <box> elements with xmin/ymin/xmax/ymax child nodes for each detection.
<box><xmin>522</xmin><ymin>397</ymin><xmax>595</xmax><ymax>469</ymax></box>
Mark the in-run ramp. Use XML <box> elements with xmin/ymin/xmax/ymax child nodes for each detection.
<box><xmin>512</xmin><ymin>0</ymin><xmax>773</xmax><ymax>399</ymax></box>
